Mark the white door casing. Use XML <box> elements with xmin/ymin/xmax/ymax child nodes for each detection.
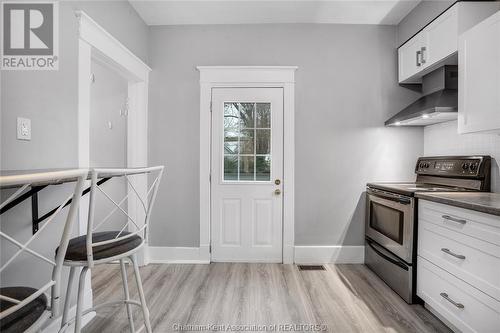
<box><xmin>197</xmin><ymin>66</ymin><xmax>297</xmax><ymax>264</ymax></box>
<box><xmin>211</xmin><ymin>88</ymin><xmax>283</xmax><ymax>262</ymax></box>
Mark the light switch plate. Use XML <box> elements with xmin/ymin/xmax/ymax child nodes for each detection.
<box><xmin>17</xmin><ymin>117</ymin><xmax>31</xmax><ymax>140</ymax></box>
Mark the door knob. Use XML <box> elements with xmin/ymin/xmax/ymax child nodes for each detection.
<box><xmin>274</xmin><ymin>189</ymin><xmax>282</xmax><ymax>195</ymax></box>
<box><xmin>275</xmin><ymin>179</ymin><xmax>281</xmax><ymax>185</ymax></box>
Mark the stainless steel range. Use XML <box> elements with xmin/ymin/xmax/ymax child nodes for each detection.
<box><xmin>365</xmin><ymin>156</ymin><xmax>491</xmax><ymax>303</ymax></box>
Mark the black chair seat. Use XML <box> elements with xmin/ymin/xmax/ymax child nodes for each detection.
<box><xmin>61</xmin><ymin>231</ymin><xmax>143</xmax><ymax>262</ymax></box>
<box><xmin>0</xmin><ymin>287</ymin><xmax>47</xmax><ymax>333</ymax></box>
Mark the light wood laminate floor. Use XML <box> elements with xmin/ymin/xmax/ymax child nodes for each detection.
<box><xmin>84</xmin><ymin>263</ymin><xmax>450</xmax><ymax>333</ymax></box>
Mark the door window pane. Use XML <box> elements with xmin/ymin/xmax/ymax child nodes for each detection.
<box><xmin>239</xmin><ymin>156</ymin><xmax>255</xmax><ymax>181</ymax></box>
<box><xmin>256</xmin><ymin>129</ymin><xmax>271</xmax><ymax>154</ymax></box>
<box><xmin>256</xmin><ymin>156</ymin><xmax>271</xmax><ymax>181</ymax></box>
<box><xmin>240</xmin><ymin>129</ymin><xmax>254</xmax><ymax>154</ymax></box>
<box><xmin>256</xmin><ymin>103</ymin><xmax>271</xmax><ymax>128</ymax></box>
<box><xmin>239</xmin><ymin>103</ymin><xmax>255</xmax><ymax>129</ymax></box>
<box><xmin>224</xmin><ymin>129</ymin><xmax>239</xmax><ymax>155</ymax></box>
<box><xmin>224</xmin><ymin>103</ymin><xmax>239</xmax><ymax>130</ymax></box>
<box><xmin>223</xmin><ymin>102</ymin><xmax>272</xmax><ymax>181</ymax></box>
<box><xmin>224</xmin><ymin>156</ymin><xmax>238</xmax><ymax>180</ymax></box>
<box><xmin>224</xmin><ymin>141</ymin><xmax>238</xmax><ymax>155</ymax></box>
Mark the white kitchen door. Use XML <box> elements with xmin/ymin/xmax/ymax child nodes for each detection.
<box><xmin>211</xmin><ymin>87</ymin><xmax>284</xmax><ymax>262</ymax></box>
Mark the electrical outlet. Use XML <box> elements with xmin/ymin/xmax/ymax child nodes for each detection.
<box><xmin>17</xmin><ymin>117</ymin><xmax>31</xmax><ymax>141</ymax></box>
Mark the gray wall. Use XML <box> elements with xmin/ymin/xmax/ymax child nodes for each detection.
<box><xmin>397</xmin><ymin>0</ymin><xmax>455</xmax><ymax>46</ymax></box>
<box><xmin>148</xmin><ymin>24</ymin><xmax>423</xmax><ymax>247</ymax></box>
<box><xmin>1</xmin><ymin>0</ymin><xmax>148</xmax><ymax>170</ymax></box>
<box><xmin>0</xmin><ymin>0</ymin><xmax>148</xmax><ymax>322</ymax></box>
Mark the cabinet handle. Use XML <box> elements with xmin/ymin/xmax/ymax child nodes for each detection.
<box><xmin>420</xmin><ymin>47</ymin><xmax>427</xmax><ymax>64</ymax></box>
<box><xmin>441</xmin><ymin>248</ymin><xmax>466</xmax><ymax>260</ymax></box>
<box><xmin>416</xmin><ymin>50</ymin><xmax>421</xmax><ymax>67</ymax></box>
<box><xmin>440</xmin><ymin>293</ymin><xmax>465</xmax><ymax>309</ymax></box>
<box><xmin>442</xmin><ymin>215</ymin><xmax>467</xmax><ymax>225</ymax></box>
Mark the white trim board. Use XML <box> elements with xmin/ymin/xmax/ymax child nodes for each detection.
<box><xmin>75</xmin><ymin>11</ymin><xmax>151</xmax><ymax>81</ymax></box>
<box><xmin>197</xmin><ymin>66</ymin><xmax>297</xmax><ymax>264</ymax></box>
<box><xmin>147</xmin><ymin>246</ymin><xmax>210</xmax><ymax>264</ymax></box>
<box><xmin>294</xmin><ymin>246</ymin><xmax>365</xmax><ymax>264</ymax></box>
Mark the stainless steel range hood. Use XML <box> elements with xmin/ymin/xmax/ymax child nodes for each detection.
<box><xmin>386</xmin><ymin>66</ymin><xmax>458</xmax><ymax>127</ymax></box>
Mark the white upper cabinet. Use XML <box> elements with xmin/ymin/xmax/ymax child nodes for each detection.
<box><xmin>398</xmin><ymin>3</ymin><xmax>500</xmax><ymax>84</ymax></box>
<box><xmin>398</xmin><ymin>5</ymin><xmax>458</xmax><ymax>84</ymax></box>
<box><xmin>458</xmin><ymin>11</ymin><xmax>500</xmax><ymax>134</ymax></box>
<box><xmin>425</xmin><ymin>5</ymin><xmax>458</xmax><ymax>67</ymax></box>
<box><xmin>399</xmin><ymin>32</ymin><xmax>427</xmax><ymax>83</ymax></box>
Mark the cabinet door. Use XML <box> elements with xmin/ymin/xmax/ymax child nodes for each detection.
<box><xmin>426</xmin><ymin>5</ymin><xmax>458</xmax><ymax>66</ymax></box>
<box><xmin>398</xmin><ymin>33</ymin><xmax>426</xmax><ymax>83</ymax></box>
<box><xmin>458</xmin><ymin>11</ymin><xmax>500</xmax><ymax>134</ymax></box>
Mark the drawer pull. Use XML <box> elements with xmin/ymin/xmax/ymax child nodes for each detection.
<box><xmin>441</xmin><ymin>248</ymin><xmax>466</xmax><ymax>260</ymax></box>
<box><xmin>442</xmin><ymin>215</ymin><xmax>467</xmax><ymax>225</ymax></box>
<box><xmin>440</xmin><ymin>292</ymin><xmax>465</xmax><ymax>309</ymax></box>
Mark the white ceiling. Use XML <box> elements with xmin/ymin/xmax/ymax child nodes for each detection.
<box><xmin>130</xmin><ymin>0</ymin><xmax>421</xmax><ymax>26</ymax></box>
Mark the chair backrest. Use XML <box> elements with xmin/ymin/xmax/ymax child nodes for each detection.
<box><xmin>84</xmin><ymin>166</ymin><xmax>164</xmax><ymax>267</ymax></box>
<box><xmin>0</xmin><ymin>169</ymin><xmax>87</xmax><ymax>322</ymax></box>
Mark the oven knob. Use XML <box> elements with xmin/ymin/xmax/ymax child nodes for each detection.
<box><xmin>470</xmin><ymin>164</ymin><xmax>477</xmax><ymax>171</ymax></box>
<box><xmin>462</xmin><ymin>163</ymin><xmax>469</xmax><ymax>170</ymax></box>
<box><xmin>425</xmin><ymin>162</ymin><xmax>430</xmax><ymax>168</ymax></box>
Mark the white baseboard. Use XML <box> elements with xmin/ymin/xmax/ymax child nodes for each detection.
<box><xmin>294</xmin><ymin>245</ymin><xmax>365</xmax><ymax>264</ymax></box>
<box><xmin>147</xmin><ymin>246</ymin><xmax>210</xmax><ymax>264</ymax></box>
<box><xmin>146</xmin><ymin>245</ymin><xmax>364</xmax><ymax>264</ymax></box>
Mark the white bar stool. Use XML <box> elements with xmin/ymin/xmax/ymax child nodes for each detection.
<box><xmin>0</xmin><ymin>169</ymin><xmax>87</xmax><ymax>333</ymax></box>
<box><xmin>59</xmin><ymin>166</ymin><xmax>164</xmax><ymax>333</ymax></box>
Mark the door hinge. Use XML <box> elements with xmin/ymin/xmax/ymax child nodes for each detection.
<box><xmin>209</xmin><ymin>172</ymin><xmax>211</xmax><ymax>182</ymax></box>
<box><xmin>210</xmin><ymin>100</ymin><xmax>212</xmax><ymax>112</ymax></box>
<box><xmin>209</xmin><ymin>244</ymin><xmax>212</xmax><ymax>253</ymax></box>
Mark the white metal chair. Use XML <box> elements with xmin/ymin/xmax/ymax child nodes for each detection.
<box><xmin>0</xmin><ymin>169</ymin><xmax>87</xmax><ymax>333</ymax></box>
<box><xmin>60</xmin><ymin>166</ymin><xmax>164</xmax><ymax>333</ymax></box>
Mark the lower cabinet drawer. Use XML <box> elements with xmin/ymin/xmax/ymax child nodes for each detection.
<box><xmin>418</xmin><ymin>221</ymin><xmax>500</xmax><ymax>301</ymax></box>
<box><xmin>419</xmin><ymin>200</ymin><xmax>500</xmax><ymax>246</ymax></box>
<box><xmin>417</xmin><ymin>256</ymin><xmax>500</xmax><ymax>333</ymax></box>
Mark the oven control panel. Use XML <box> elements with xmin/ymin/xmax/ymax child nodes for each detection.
<box><xmin>415</xmin><ymin>156</ymin><xmax>490</xmax><ymax>177</ymax></box>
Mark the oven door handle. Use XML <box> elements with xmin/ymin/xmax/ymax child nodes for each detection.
<box><xmin>367</xmin><ymin>239</ymin><xmax>409</xmax><ymax>271</ymax></box>
<box><xmin>368</xmin><ymin>190</ymin><xmax>412</xmax><ymax>205</ymax></box>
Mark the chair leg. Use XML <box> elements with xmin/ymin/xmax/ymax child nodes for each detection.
<box><xmin>74</xmin><ymin>267</ymin><xmax>89</xmax><ymax>333</ymax></box>
<box><xmin>120</xmin><ymin>259</ymin><xmax>135</xmax><ymax>333</ymax></box>
<box><xmin>130</xmin><ymin>254</ymin><xmax>152</xmax><ymax>333</ymax></box>
<box><xmin>61</xmin><ymin>266</ymin><xmax>76</xmax><ymax>329</ymax></box>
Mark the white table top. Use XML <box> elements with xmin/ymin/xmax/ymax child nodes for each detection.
<box><xmin>0</xmin><ymin>167</ymin><xmax>153</xmax><ymax>189</ymax></box>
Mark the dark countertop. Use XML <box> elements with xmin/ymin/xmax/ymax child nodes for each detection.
<box><xmin>416</xmin><ymin>192</ymin><xmax>500</xmax><ymax>217</ymax></box>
